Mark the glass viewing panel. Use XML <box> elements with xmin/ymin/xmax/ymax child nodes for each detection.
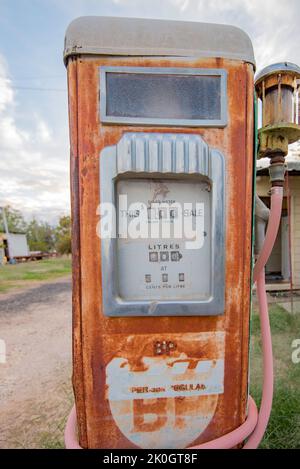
<box><xmin>100</xmin><ymin>67</ymin><xmax>227</xmax><ymax>126</ymax></box>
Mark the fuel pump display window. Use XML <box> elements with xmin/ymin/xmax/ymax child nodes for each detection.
<box><xmin>100</xmin><ymin>67</ymin><xmax>227</xmax><ymax>127</ymax></box>
<box><xmin>100</xmin><ymin>132</ymin><xmax>225</xmax><ymax>317</ymax></box>
<box><xmin>116</xmin><ymin>178</ymin><xmax>211</xmax><ymax>302</ymax></box>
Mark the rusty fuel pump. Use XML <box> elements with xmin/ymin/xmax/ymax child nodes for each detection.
<box><xmin>63</xmin><ymin>17</ymin><xmax>300</xmax><ymax>449</ymax></box>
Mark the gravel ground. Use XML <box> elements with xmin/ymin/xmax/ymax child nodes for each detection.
<box><xmin>0</xmin><ymin>280</ymin><xmax>72</xmax><ymax>315</ymax></box>
<box><xmin>0</xmin><ymin>277</ymin><xmax>72</xmax><ymax>448</ymax></box>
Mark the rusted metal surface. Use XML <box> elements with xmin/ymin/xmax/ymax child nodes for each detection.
<box><xmin>67</xmin><ymin>58</ymin><xmax>88</xmax><ymax>448</ymax></box>
<box><xmin>67</xmin><ymin>55</ymin><xmax>254</xmax><ymax>448</ymax></box>
<box><xmin>256</xmin><ymin>73</ymin><xmax>299</xmax><ymax>127</ymax></box>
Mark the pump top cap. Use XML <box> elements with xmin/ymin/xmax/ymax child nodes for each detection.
<box><xmin>64</xmin><ymin>16</ymin><xmax>255</xmax><ymax>67</ymax></box>
<box><xmin>255</xmin><ymin>62</ymin><xmax>300</xmax><ymax>86</ymax></box>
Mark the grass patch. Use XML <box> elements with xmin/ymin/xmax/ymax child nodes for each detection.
<box><xmin>36</xmin><ymin>382</ymin><xmax>73</xmax><ymax>449</ymax></box>
<box><xmin>251</xmin><ymin>382</ymin><xmax>300</xmax><ymax>449</ymax></box>
<box><xmin>0</xmin><ymin>257</ymin><xmax>71</xmax><ymax>293</ymax></box>
<box><xmin>38</xmin><ymin>417</ymin><xmax>67</xmax><ymax>449</ymax></box>
<box><xmin>251</xmin><ymin>303</ymin><xmax>298</xmax><ymax>336</ymax></box>
<box><xmin>250</xmin><ymin>303</ymin><xmax>300</xmax><ymax>448</ymax></box>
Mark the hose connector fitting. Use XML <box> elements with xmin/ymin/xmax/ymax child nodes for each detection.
<box><xmin>268</xmin><ymin>153</ymin><xmax>286</xmax><ymax>187</ymax></box>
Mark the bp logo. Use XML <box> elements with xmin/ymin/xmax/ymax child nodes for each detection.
<box><xmin>105</xmin><ymin>332</ymin><xmax>225</xmax><ymax>448</ymax></box>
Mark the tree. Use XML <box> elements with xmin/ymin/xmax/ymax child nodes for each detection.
<box><xmin>0</xmin><ymin>205</ymin><xmax>27</xmax><ymax>233</ymax></box>
<box><xmin>1</xmin><ymin>206</ymin><xmax>72</xmax><ymax>255</ymax></box>
<box><xmin>55</xmin><ymin>215</ymin><xmax>71</xmax><ymax>255</ymax></box>
<box><xmin>26</xmin><ymin>219</ymin><xmax>56</xmax><ymax>252</ymax></box>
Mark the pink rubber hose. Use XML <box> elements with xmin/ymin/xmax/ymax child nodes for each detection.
<box><xmin>253</xmin><ymin>187</ymin><xmax>283</xmax><ymax>284</ymax></box>
<box><xmin>65</xmin><ymin>186</ymin><xmax>283</xmax><ymax>449</ymax></box>
<box><xmin>64</xmin><ymin>404</ymin><xmax>82</xmax><ymax>450</ymax></box>
<box><xmin>243</xmin><ymin>186</ymin><xmax>283</xmax><ymax>448</ymax></box>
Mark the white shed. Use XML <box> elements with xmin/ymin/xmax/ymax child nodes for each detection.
<box><xmin>0</xmin><ymin>232</ymin><xmax>29</xmax><ymax>260</ymax></box>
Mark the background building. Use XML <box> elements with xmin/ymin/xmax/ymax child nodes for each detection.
<box><xmin>0</xmin><ymin>232</ymin><xmax>29</xmax><ymax>263</ymax></box>
<box><xmin>256</xmin><ymin>141</ymin><xmax>300</xmax><ymax>290</ymax></box>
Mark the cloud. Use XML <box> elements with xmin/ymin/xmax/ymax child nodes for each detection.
<box><xmin>0</xmin><ymin>61</ymin><xmax>14</xmax><ymax>112</ymax></box>
<box><xmin>110</xmin><ymin>0</ymin><xmax>300</xmax><ymax>70</ymax></box>
<box><xmin>36</xmin><ymin>120</ymin><xmax>52</xmax><ymax>143</ymax></box>
<box><xmin>0</xmin><ymin>54</ymin><xmax>70</xmax><ymax>223</ymax></box>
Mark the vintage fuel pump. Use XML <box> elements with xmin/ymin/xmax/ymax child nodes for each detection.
<box><xmin>63</xmin><ymin>17</ymin><xmax>300</xmax><ymax>449</ymax></box>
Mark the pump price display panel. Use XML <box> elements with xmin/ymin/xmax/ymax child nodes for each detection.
<box><xmin>117</xmin><ymin>178</ymin><xmax>211</xmax><ymax>302</ymax></box>
<box><xmin>100</xmin><ymin>132</ymin><xmax>225</xmax><ymax>317</ymax></box>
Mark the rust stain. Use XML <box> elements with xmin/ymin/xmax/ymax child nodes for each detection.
<box><xmin>133</xmin><ymin>399</ymin><xmax>168</xmax><ymax>432</ymax></box>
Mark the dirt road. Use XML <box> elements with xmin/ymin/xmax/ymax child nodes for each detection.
<box><xmin>0</xmin><ymin>277</ymin><xmax>72</xmax><ymax>448</ymax></box>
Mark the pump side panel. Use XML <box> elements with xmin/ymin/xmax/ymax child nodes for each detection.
<box><xmin>68</xmin><ymin>56</ymin><xmax>254</xmax><ymax>448</ymax></box>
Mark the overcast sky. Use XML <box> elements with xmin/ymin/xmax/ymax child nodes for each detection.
<box><xmin>0</xmin><ymin>0</ymin><xmax>299</xmax><ymax>223</ymax></box>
